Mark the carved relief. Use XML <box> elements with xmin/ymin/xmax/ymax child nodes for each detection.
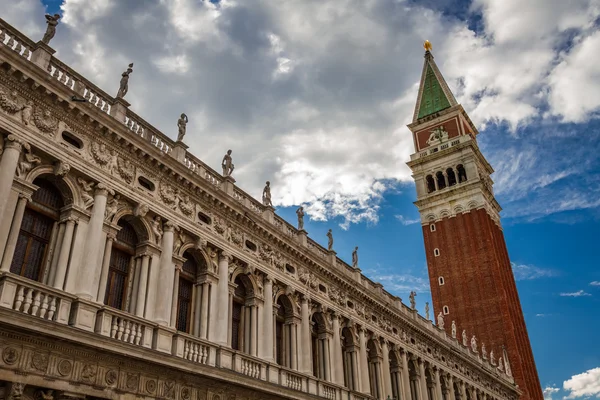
<box><xmin>57</xmin><ymin>359</ymin><xmax>73</xmax><ymax>376</ymax></box>
<box><xmin>126</xmin><ymin>372</ymin><xmax>139</xmax><ymax>390</ymax></box>
<box><xmin>146</xmin><ymin>379</ymin><xmax>157</xmax><ymax>394</ymax></box>
<box><xmin>7</xmin><ymin>382</ymin><xmax>24</xmax><ymax>400</ymax></box>
<box><xmin>178</xmin><ymin>194</ymin><xmax>195</xmax><ymax>217</ymax></box>
<box><xmin>32</xmin><ymin>107</ymin><xmax>59</xmax><ymax>135</ymax></box>
<box><xmin>77</xmin><ymin>177</ymin><xmax>95</xmax><ymax>209</ymax></box>
<box><xmin>53</xmin><ymin>161</ymin><xmax>71</xmax><ymax>177</ymax></box>
<box><xmin>117</xmin><ymin>157</ymin><xmax>136</xmax><ymax>183</ymax></box>
<box><xmin>21</xmin><ymin>100</ymin><xmax>32</xmax><ymax>125</ymax></box>
<box><xmin>159</xmin><ymin>180</ymin><xmax>178</xmax><ymax>208</ymax></box>
<box><xmin>163</xmin><ymin>380</ymin><xmax>176</xmax><ymax>399</ymax></box>
<box><xmin>151</xmin><ymin>216</ymin><xmax>163</xmax><ymax>245</ymax></box>
<box><xmin>31</xmin><ymin>353</ymin><xmax>49</xmax><ymax>372</ymax></box>
<box><xmin>105</xmin><ymin>194</ymin><xmax>122</xmax><ymax>221</ymax></box>
<box><xmin>214</xmin><ymin>217</ymin><xmax>226</xmax><ymax>236</ymax></box>
<box><xmin>0</xmin><ymin>88</ymin><xmax>22</xmax><ymax>114</ymax></box>
<box><xmin>134</xmin><ymin>203</ymin><xmax>150</xmax><ymax>217</ymax></box>
<box><xmin>2</xmin><ymin>347</ymin><xmax>19</xmax><ymax>364</ymax></box>
<box><xmin>80</xmin><ymin>363</ymin><xmax>97</xmax><ymax>383</ymax></box>
<box><xmin>105</xmin><ymin>369</ymin><xmax>118</xmax><ymax>385</ymax></box>
<box><xmin>328</xmin><ymin>286</ymin><xmax>345</xmax><ymax>306</ymax></box>
<box><xmin>181</xmin><ymin>387</ymin><xmax>191</xmax><ymax>400</ymax></box>
<box><xmin>90</xmin><ymin>141</ymin><xmax>111</xmax><ymax>166</ymax></box>
<box><xmin>298</xmin><ymin>267</ymin><xmax>319</xmax><ymax>290</ymax></box>
<box><xmin>16</xmin><ymin>145</ymin><xmax>41</xmax><ymax>178</ymax></box>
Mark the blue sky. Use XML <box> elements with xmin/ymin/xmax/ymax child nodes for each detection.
<box><xmin>8</xmin><ymin>0</ymin><xmax>600</xmax><ymax>397</ymax></box>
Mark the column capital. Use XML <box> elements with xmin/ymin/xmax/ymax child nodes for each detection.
<box><xmin>4</xmin><ymin>134</ymin><xmax>26</xmax><ymax>151</ymax></box>
<box><xmin>219</xmin><ymin>250</ymin><xmax>232</xmax><ymax>261</ymax></box>
<box><xmin>163</xmin><ymin>220</ymin><xmax>177</xmax><ymax>232</ymax></box>
<box><xmin>94</xmin><ymin>183</ymin><xmax>113</xmax><ymax>197</ymax></box>
<box><xmin>17</xmin><ymin>192</ymin><xmax>32</xmax><ymax>202</ymax></box>
<box><xmin>106</xmin><ymin>232</ymin><xmax>117</xmax><ymax>241</ymax></box>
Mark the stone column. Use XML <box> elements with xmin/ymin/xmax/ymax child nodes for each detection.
<box><xmin>96</xmin><ymin>233</ymin><xmax>115</xmax><ymax>301</ymax></box>
<box><xmin>419</xmin><ymin>360</ymin><xmax>428</xmax><ymax>400</ymax></box>
<box><xmin>323</xmin><ymin>336</ymin><xmax>331</xmax><ymax>381</ymax></box>
<box><xmin>0</xmin><ymin>193</ymin><xmax>29</xmax><ymax>272</ymax></box>
<box><xmin>300</xmin><ymin>296</ymin><xmax>311</xmax><ymax>373</ymax></box>
<box><xmin>358</xmin><ymin>327</ymin><xmax>370</xmax><ymax>394</ymax></box>
<box><xmin>447</xmin><ymin>375</ymin><xmax>456</xmax><ymax>400</ymax></box>
<box><xmin>256</xmin><ymin>299</ymin><xmax>264</xmax><ymax>357</ymax></box>
<box><xmin>401</xmin><ymin>351</ymin><xmax>412</xmax><ymax>400</ymax></box>
<box><xmin>199</xmin><ymin>281</ymin><xmax>210</xmax><ymax>339</ymax></box>
<box><xmin>130</xmin><ymin>256</ymin><xmax>142</xmax><ymax>312</ymax></box>
<box><xmin>145</xmin><ymin>253</ymin><xmax>160</xmax><ymax>319</ymax></box>
<box><xmin>331</xmin><ymin>313</ymin><xmax>344</xmax><ymax>385</ymax></box>
<box><xmin>459</xmin><ymin>382</ymin><xmax>467</xmax><ymax>400</ymax></box>
<box><xmin>290</xmin><ymin>321</ymin><xmax>298</xmax><ymax>369</ymax></box>
<box><xmin>208</xmin><ymin>277</ymin><xmax>219</xmax><ymax>341</ymax></box>
<box><xmin>47</xmin><ymin>222</ymin><xmax>65</xmax><ymax>285</ymax></box>
<box><xmin>381</xmin><ymin>339</ymin><xmax>393</xmax><ymax>400</ymax></box>
<box><xmin>215</xmin><ymin>251</ymin><xmax>231</xmax><ymax>345</ymax></box>
<box><xmin>261</xmin><ymin>275</ymin><xmax>274</xmax><ymax>360</ymax></box>
<box><xmin>435</xmin><ymin>369</ymin><xmax>443</xmax><ymax>400</ymax></box>
<box><xmin>53</xmin><ymin>218</ymin><xmax>76</xmax><ymax>289</ymax></box>
<box><xmin>250</xmin><ymin>304</ymin><xmax>258</xmax><ymax>356</ymax></box>
<box><xmin>153</xmin><ymin>222</ymin><xmax>176</xmax><ymax>325</ymax></box>
<box><xmin>76</xmin><ymin>184</ymin><xmax>110</xmax><ymax>300</ymax></box>
<box><xmin>171</xmin><ymin>265</ymin><xmax>181</xmax><ymax>327</ymax></box>
<box><xmin>136</xmin><ymin>254</ymin><xmax>150</xmax><ymax>317</ymax></box>
<box><xmin>0</xmin><ymin>136</ymin><xmax>24</xmax><ymax>228</ymax></box>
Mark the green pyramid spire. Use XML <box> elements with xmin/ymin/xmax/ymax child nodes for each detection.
<box><xmin>413</xmin><ymin>44</ymin><xmax>457</xmax><ymax>122</ymax></box>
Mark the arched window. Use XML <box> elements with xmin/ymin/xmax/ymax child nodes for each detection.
<box><xmin>367</xmin><ymin>339</ymin><xmax>382</xmax><ymax>399</ymax></box>
<box><xmin>311</xmin><ymin>312</ymin><xmax>328</xmax><ymax>380</ymax></box>
<box><xmin>426</xmin><ymin>175</ymin><xmax>436</xmax><ymax>193</ymax></box>
<box><xmin>176</xmin><ymin>250</ymin><xmax>199</xmax><ymax>333</ymax></box>
<box><xmin>11</xmin><ymin>178</ymin><xmax>64</xmax><ymax>282</ymax></box>
<box><xmin>105</xmin><ymin>219</ymin><xmax>138</xmax><ymax>310</ymax></box>
<box><xmin>457</xmin><ymin>164</ymin><xmax>467</xmax><ymax>183</ymax></box>
<box><xmin>390</xmin><ymin>350</ymin><xmax>402</xmax><ymax>400</ymax></box>
<box><xmin>342</xmin><ymin>327</ymin><xmax>358</xmax><ymax>390</ymax></box>
<box><xmin>232</xmin><ymin>276</ymin><xmax>254</xmax><ymax>354</ymax></box>
<box><xmin>436</xmin><ymin>171</ymin><xmax>446</xmax><ymax>190</ymax></box>
<box><xmin>446</xmin><ymin>168</ymin><xmax>457</xmax><ymax>186</ymax></box>
<box><xmin>275</xmin><ymin>295</ymin><xmax>296</xmax><ymax>368</ymax></box>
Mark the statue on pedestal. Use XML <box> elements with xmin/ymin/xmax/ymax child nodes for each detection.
<box><xmin>327</xmin><ymin>229</ymin><xmax>333</xmax><ymax>251</ymax></box>
<box><xmin>42</xmin><ymin>13</ymin><xmax>61</xmax><ymax>45</ymax></box>
<box><xmin>262</xmin><ymin>181</ymin><xmax>273</xmax><ymax>207</ymax></box>
<box><xmin>352</xmin><ymin>246</ymin><xmax>359</xmax><ymax>268</ymax></box>
<box><xmin>471</xmin><ymin>335</ymin><xmax>478</xmax><ymax>353</ymax></box>
<box><xmin>116</xmin><ymin>63</ymin><xmax>134</xmax><ymax>98</ymax></box>
<box><xmin>437</xmin><ymin>311</ymin><xmax>445</xmax><ymax>329</ymax></box>
<box><xmin>296</xmin><ymin>206</ymin><xmax>304</xmax><ymax>230</ymax></box>
<box><xmin>409</xmin><ymin>291</ymin><xmax>416</xmax><ymax>309</ymax></box>
<box><xmin>177</xmin><ymin>113</ymin><xmax>188</xmax><ymax>142</ymax></box>
<box><xmin>451</xmin><ymin>320</ymin><xmax>457</xmax><ymax>338</ymax></box>
<box><xmin>462</xmin><ymin>330</ymin><xmax>467</xmax><ymax>346</ymax></box>
<box><xmin>425</xmin><ymin>302</ymin><xmax>430</xmax><ymax>320</ymax></box>
<box><xmin>221</xmin><ymin>149</ymin><xmax>234</xmax><ymax>177</ymax></box>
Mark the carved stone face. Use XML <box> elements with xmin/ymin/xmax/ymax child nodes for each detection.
<box><xmin>44</xmin><ymin>110</ymin><xmax>51</xmax><ymax>117</ymax></box>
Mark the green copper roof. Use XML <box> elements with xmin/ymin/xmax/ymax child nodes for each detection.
<box><xmin>417</xmin><ymin>63</ymin><xmax>452</xmax><ymax>119</ymax></box>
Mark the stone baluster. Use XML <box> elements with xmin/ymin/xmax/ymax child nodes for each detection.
<box><xmin>53</xmin><ymin>217</ymin><xmax>76</xmax><ymax>289</ymax></box>
<box><xmin>0</xmin><ymin>193</ymin><xmax>30</xmax><ymax>272</ymax></box>
<box><xmin>96</xmin><ymin>232</ymin><xmax>116</xmax><ymax>301</ymax></box>
<box><xmin>135</xmin><ymin>253</ymin><xmax>150</xmax><ymax>317</ymax></box>
<box><xmin>76</xmin><ymin>184</ymin><xmax>111</xmax><ymax>300</ymax></box>
<box><xmin>154</xmin><ymin>221</ymin><xmax>176</xmax><ymax>325</ymax></box>
<box><xmin>0</xmin><ymin>136</ymin><xmax>24</xmax><ymax>228</ymax></box>
<box><xmin>331</xmin><ymin>312</ymin><xmax>345</xmax><ymax>385</ymax></box>
<box><xmin>215</xmin><ymin>250</ymin><xmax>231</xmax><ymax>345</ymax></box>
<box><xmin>381</xmin><ymin>339</ymin><xmax>393</xmax><ymax>400</ymax></box>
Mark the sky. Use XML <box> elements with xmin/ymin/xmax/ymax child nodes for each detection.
<box><xmin>2</xmin><ymin>0</ymin><xmax>600</xmax><ymax>398</ymax></box>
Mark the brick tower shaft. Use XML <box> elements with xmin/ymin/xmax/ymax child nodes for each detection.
<box><xmin>406</xmin><ymin>42</ymin><xmax>543</xmax><ymax>400</ymax></box>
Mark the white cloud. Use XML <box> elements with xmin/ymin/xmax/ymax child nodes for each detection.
<box><xmin>536</xmin><ymin>314</ymin><xmax>551</xmax><ymax>318</ymax></box>
<box><xmin>590</xmin><ymin>281</ymin><xmax>600</xmax><ymax>286</ymax></box>
<box><xmin>563</xmin><ymin>367</ymin><xmax>600</xmax><ymax>398</ymax></box>
<box><xmin>363</xmin><ymin>269</ymin><xmax>430</xmax><ymax>295</ymax></box>
<box><xmin>511</xmin><ymin>262</ymin><xmax>556</xmax><ymax>280</ymax></box>
<box><xmin>559</xmin><ymin>290</ymin><xmax>591</xmax><ymax>297</ymax></box>
<box><xmin>543</xmin><ymin>386</ymin><xmax>559</xmax><ymax>400</ymax></box>
<box><xmin>395</xmin><ymin>215</ymin><xmax>421</xmax><ymax>226</ymax></box>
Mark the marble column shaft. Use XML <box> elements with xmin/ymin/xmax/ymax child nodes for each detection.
<box><xmin>401</xmin><ymin>352</ymin><xmax>412</xmax><ymax>400</ymax></box>
<box><xmin>170</xmin><ymin>266</ymin><xmax>181</xmax><ymax>327</ymax></box>
<box><xmin>53</xmin><ymin>218</ymin><xmax>76</xmax><ymax>290</ymax></box>
<box><xmin>0</xmin><ymin>136</ymin><xmax>23</xmax><ymax>229</ymax></box>
<box><xmin>200</xmin><ymin>282</ymin><xmax>210</xmax><ymax>339</ymax></box>
<box><xmin>154</xmin><ymin>223</ymin><xmax>175</xmax><ymax>325</ymax></box>
<box><xmin>76</xmin><ymin>185</ymin><xmax>109</xmax><ymax>300</ymax></box>
<box><xmin>300</xmin><ymin>296</ymin><xmax>311</xmax><ymax>373</ymax></box>
<box><xmin>382</xmin><ymin>341</ymin><xmax>393</xmax><ymax>399</ymax></box>
<box><xmin>0</xmin><ymin>194</ymin><xmax>29</xmax><ymax>272</ymax></box>
<box><xmin>419</xmin><ymin>361</ymin><xmax>428</xmax><ymax>400</ymax></box>
<box><xmin>435</xmin><ymin>369</ymin><xmax>444</xmax><ymax>400</ymax></box>
<box><xmin>96</xmin><ymin>233</ymin><xmax>115</xmax><ymax>302</ymax></box>
<box><xmin>215</xmin><ymin>252</ymin><xmax>230</xmax><ymax>345</ymax></box>
<box><xmin>358</xmin><ymin>329</ymin><xmax>370</xmax><ymax>394</ymax></box>
<box><xmin>331</xmin><ymin>314</ymin><xmax>344</xmax><ymax>385</ymax></box>
<box><xmin>261</xmin><ymin>276</ymin><xmax>274</xmax><ymax>360</ymax></box>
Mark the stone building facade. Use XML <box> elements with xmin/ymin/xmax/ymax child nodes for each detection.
<box><xmin>0</xmin><ymin>19</ymin><xmax>518</xmax><ymax>400</ymax></box>
<box><xmin>406</xmin><ymin>48</ymin><xmax>543</xmax><ymax>400</ymax></box>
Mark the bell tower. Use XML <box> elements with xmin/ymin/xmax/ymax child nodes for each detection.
<box><xmin>406</xmin><ymin>41</ymin><xmax>543</xmax><ymax>400</ymax></box>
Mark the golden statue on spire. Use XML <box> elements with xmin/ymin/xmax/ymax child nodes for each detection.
<box><xmin>424</xmin><ymin>40</ymin><xmax>433</xmax><ymax>52</ymax></box>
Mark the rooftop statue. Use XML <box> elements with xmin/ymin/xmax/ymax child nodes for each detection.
<box><xmin>425</xmin><ymin>302</ymin><xmax>430</xmax><ymax>320</ymax></box>
<box><xmin>352</xmin><ymin>246</ymin><xmax>358</xmax><ymax>268</ymax></box>
<box><xmin>177</xmin><ymin>113</ymin><xmax>188</xmax><ymax>142</ymax></box>
<box><xmin>42</xmin><ymin>13</ymin><xmax>60</xmax><ymax>45</ymax></box>
<box><xmin>296</xmin><ymin>206</ymin><xmax>304</xmax><ymax>230</ymax></box>
<box><xmin>221</xmin><ymin>149</ymin><xmax>234</xmax><ymax>177</ymax></box>
<box><xmin>437</xmin><ymin>311</ymin><xmax>445</xmax><ymax>329</ymax></box>
<box><xmin>116</xmin><ymin>63</ymin><xmax>134</xmax><ymax>99</ymax></box>
<box><xmin>326</xmin><ymin>229</ymin><xmax>333</xmax><ymax>251</ymax></box>
<box><xmin>471</xmin><ymin>335</ymin><xmax>478</xmax><ymax>353</ymax></box>
<box><xmin>409</xmin><ymin>291</ymin><xmax>416</xmax><ymax>309</ymax></box>
<box><xmin>451</xmin><ymin>320</ymin><xmax>457</xmax><ymax>338</ymax></box>
<box><xmin>462</xmin><ymin>330</ymin><xmax>467</xmax><ymax>346</ymax></box>
<box><xmin>424</xmin><ymin>40</ymin><xmax>433</xmax><ymax>52</ymax></box>
<box><xmin>262</xmin><ymin>181</ymin><xmax>272</xmax><ymax>207</ymax></box>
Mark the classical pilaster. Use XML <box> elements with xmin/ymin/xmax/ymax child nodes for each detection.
<box><xmin>0</xmin><ymin>136</ymin><xmax>24</xmax><ymax>228</ymax></box>
<box><xmin>331</xmin><ymin>313</ymin><xmax>345</xmax><ymax>385</ymax></box>
<box><xmin>358</xmin><ymin>326</ymin><xmax>371</xmax><ymax>394</ymax></box>
<box><xmin>53</xmin><ymin>218</ymin><xmax>76</xmax><ymax>289</ymax></box>
<box><xmin>0</xmin><ymin>193</ymin><xmax>30</xmax><ymax>272</ymax></box>
<box><xmin>154</xmin><ymin>221</ymin><xmax>176</xmax><ymax>326</ymax></box>
<box><xmin>381</xmin><ymin>339</ymin><xmax>393</xmax><ymax>400</ymax></box>
<box><xmin>136</xmin><ymin>253</ymin><xmax>150</xmax><ymax>317</ymax></box>
<box><xmin>401</xmin><ymin>350</ymin><xmax>412</xmax><ymax>400</ymax></box>
<box><xmin>215</xmin><ymin>250</ymin><xmax>231</xmax><ymax>345</ymax></box>
<box><xmin>95</xmin><ymin>232</ymin><xmax>115</xmax><ymax>301</ymax></box>
<box><xmin>260</xmin><ymin>274</ymin><xmax>273</xmax><ymax>359</ymax></box>
<box><xmin>300</xmin><ymin>295</ymin><xmax>311</xmax><ymax>373</ymax></box>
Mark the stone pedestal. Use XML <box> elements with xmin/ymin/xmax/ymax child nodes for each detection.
<box><xmin>216</xmin><ymin>347</ymin><xmax>234</xmax><ymax>369</ymax></box>
<box><xmin>328</xmin><ymin>250</ymin><xmax>337</xmax><ymax>266</ymax></box>
<box><xmin>70</xmin><ymin>298</ymin><xmax>101</xmax><ymax>332</ymax></box>
<box><xmin>110</xmin><ymin>97</ymin><xmax>130</xmax><ymax>123</ymax></box>
<box><xmin>31</xmin><ymin>41</ymin><xmax>55</xmax><ymax>71</ymax></box>
<box><xmin>222</xmin><ymin>176</ymin><xmax>236</xmax><ymax>196</ymax></box>
<box><xmin>262</xmin><ymin>206</ymin><xmax>275</xmax><ymax>224</ymax></box>
<box><xmin>297</xmin><ymin>229</ymin><xmax>308</xmax><ymax>247</ymax></box>
<box><xmin>172</xmin><ymin>141</ymin><xmax>189</xmax><ymax>163</ymax></box>
<box><xmin>153</xmin><ymin>325</ymin><xmax>176</xmax><ymax>354</ymax></box>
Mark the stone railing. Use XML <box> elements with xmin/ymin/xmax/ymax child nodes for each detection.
<box><xmin>233</xmin><ymin>352</ymin><xmax>265</xmax><ymax>380</ymax></box>
<box><xmin>0</xmin><ymin>20</ymin><xmax>34</xmax><ymax>61</ymax></box>
<box><xmin>281</xmin><ymin>369</ymin><xmax>303</xmax><ymax>391</ymax></box>
<box><xmin>0</xmin><ymin>273</ymin><xmax>73</xmax><ymax>324</ymax></box>
<box><xmin>319</xmin><ymin>382</ymin><xmax>337</xmax><ymax>400</ymax></box>
<box><xmin>95</xmin><ymin>307</ymin><xmax>154</xmax><ymax>348</ymax></box>
<box><xmin>172</xmin><ymin>332</ymin><xmax>215</xmax><ymax>366</ymax></box>
<box><xmin>412</xmin><ymin>134</ymin><xmax>471</xmax><ymax>160</ymax></box>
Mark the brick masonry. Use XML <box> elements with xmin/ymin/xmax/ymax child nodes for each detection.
<box><xmin>423</xmin><ymin>209</ymin><xmax>543</xmax><ymax>400</ymax></box>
